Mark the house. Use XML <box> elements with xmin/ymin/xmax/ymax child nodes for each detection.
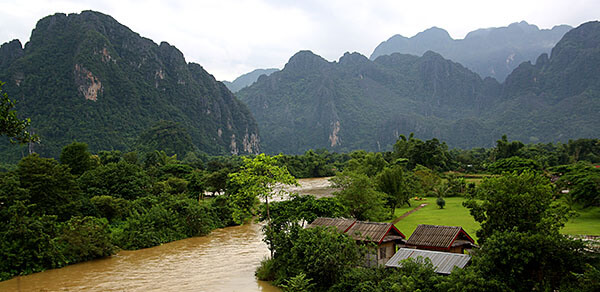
<box><xmin>307</xmin><ymin>217</ymin><xmax>406</xmax><ymax>265</ymax></box>
<box><xmin>306</xmin><ymin>217</ymin><xmax>356</xmax><ymax>233</ymax></box>
<box><xmin>385</xmin><ymin>248</ymin><xmax>471</xmax><ymax>275</ymax></box>
<box><xmin>405</xmin><ymin>224</ymin><xmax>477</xmax><ymax>254</ymax></box>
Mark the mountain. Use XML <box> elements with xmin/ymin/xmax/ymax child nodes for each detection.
<box><xmin>238</xmin><ymin>21</ymin><xmax>600</xmax><ymax>154</ymax></box>
<box><xmin>489</xmin><ymin>21</ymin><xmax>600</xmax><ymax>143</ymax></box>
<box><xmin>370</xmin><ymin>21</ymin><xmax>572</xmax><ymax>81</ymax></box>
<box><xmin>223</xmin><ymin>68</ymin><xmax>278</xmax><ymax>93</ymax></box>
<box><xmin>0</xmin><ymin>11</ymin><xmax>259</xmax><ymax>161</ymax></box>
<box><xmin>237</xmin><ymin>50</ymin><xmax>501</xmax><ymax>153</ymax></box>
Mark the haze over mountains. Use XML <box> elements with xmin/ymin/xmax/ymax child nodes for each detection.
<box><xmin>0</xmin><ymin>11</ymin><xmax>598</xmax><ymax>160</ymax></box>
<box><xmin>0</xmin><ymin>11</ymin><xmax>259</xmax><ymax>160</ymax></box>
<box><xmin>238</xmin><ymin>21</ymin><xmax>600</xmax><ymax>154</ymax></box>
<box><xmin>223</xmin><ymin>68</ymin><xmax>278</xmax><ymax>93</ymax></box>
<box><xmin>226</xmin><ymin>21</ymin><xmax>571</xmax><ymax>96</ymax></box>
<box><xmin>371</xmin><ymin>21</ymin><xmax>572</xmax><ymax>82</ymax></box>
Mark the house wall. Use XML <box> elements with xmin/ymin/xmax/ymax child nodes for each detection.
<box><xmin>378</xmin><ymin>242</ymin><xmax>396</xmax><ymax>265</ymax></box>
<box><xmin>449</xmin><ymin>246</ymin><xmax>464</xmax><ymax>254</ymax></box>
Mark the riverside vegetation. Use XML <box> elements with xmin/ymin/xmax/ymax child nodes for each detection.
<box><xmin>1</xmin><ymin>90</ymin><xmax>599</xmax><ymax>289</ymax></box>
<box><xmin>1</xmin><ymin>11</ymin><xmax>599</xmax><ymax>291</ymax></box>
<box><xmin>254</xmin><ymin>135</ymin><xmax>600</xmax><ymax>292</ymax></box>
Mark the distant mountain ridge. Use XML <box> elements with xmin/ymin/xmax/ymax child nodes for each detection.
<box><xmin>0</xmin><ymin>11</ymin><xmax>259</xmax><ymax>160</ymax></box>
<box><xmin>237</xmin><ymin>49</ymin><xmax>501</xmax><ymax>153</ymax></box>
<box><xmin>223</xmin><ymin>68</ymin><xmax>278</xmax><ymax>92</ymax></box>
<box><xmin>238</xmin><ymin>21</ymin><xmax>600</xmax><ymax>154</ymax></box>
<box><xmin>370</xmin><ymin>21</ymin><xmax>572</xmax><ymax>81</ymax></box>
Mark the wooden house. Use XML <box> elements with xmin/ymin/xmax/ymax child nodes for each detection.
<box><xmin>405</xmin><ymin>224</ymin><xmax>477</xmax><ymax>254</ymax></box>
<box><xmin>307</xmin><ymin>217</ymin><xmax>406</xmax><ymax>265</ymax></box>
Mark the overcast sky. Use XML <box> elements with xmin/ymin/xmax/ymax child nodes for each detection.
<box><xmin>0</xmin><ymin>0</ymin><xmax>598</xmax><ymax>81</ymax></box>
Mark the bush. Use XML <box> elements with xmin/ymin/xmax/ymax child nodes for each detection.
<box><xmin>59</xmin><ymin>216</ymin><xmax>116</xmax><ymax>263</ymax></box>
<box><xmin>437</xmin><ymin>197</ymin><xmax>446</xmax><ymax>209</ymax></box>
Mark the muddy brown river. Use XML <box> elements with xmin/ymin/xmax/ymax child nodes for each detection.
<box><xmin>0</xmin><ymin>177</ymin><xmax>335</xmax><ymax>292</ymax></box>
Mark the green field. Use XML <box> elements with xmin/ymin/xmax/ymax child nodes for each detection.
<box><xmin>390</xmin><ymin>197</ymin><xmax>481</xmax><ymax>242</ymax></box>
<box><xmin>562</xmin><ymin>205</ymin><xmax>600</xmax><ymax>235</ymax></box>
<box><xmin>390</xmin><ymin>197</ymin><xmax>600</xmax><ymax>244</ymax></box>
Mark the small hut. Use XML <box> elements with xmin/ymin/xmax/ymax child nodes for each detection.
<box><xmin>405</xmin><ymin>224</ymin><xmax>477</xmax><ymax>254</ymax></box>
<box><xmin>307</xmin><ymin>217</ymin><xmax>406</xmax><ymax>265</ymax></box>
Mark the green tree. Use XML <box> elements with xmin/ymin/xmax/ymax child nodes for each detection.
<box><xmin>282</xmin><ymin>227</ymin><xmax>362</xmax><ymax>290</ymax></box>
<box><xmin>186</xmin><ymin>169</ymin><xmax>206</xmax><ymax>200</ymax></box>
<box><xmin>16</xmin><ymin>154</ymin><xmax>83</xmax><ymax>220</ymax></box>
<box><xmin>229</xmin><ymin>154</ymin><xmax>297</xmax><ymax>225</ymax></box>
<box><xmin>464</xmin><ymin>170</ymin><xmax>569</xmax><ymax>243</ymax></box>
<box><xmin>0</xmin><ymin>81</ymin><xmax>38</xmax><ymax>143</ymax></box>
<box><xmin>344</xmin><ymin>151</ymin><xmax>388</xmax><ymax>177</ymax></box>
<box><xmin>58</xmin><ymin>216</ymin><xmax>115</xmax><ymax>263</ymax></box>
<box><xmin>331</xmin><ymin>171</ymin><xmax>388</xmax><ymax>221</ymax></box>
<box><xmin>393</xmin><ymin>133</ymin><xmax>452</xmax><ymax>171</ymax></box>
<box><xmin>60</xmin><ymin>142</ymin><xmax>95</xmax><ymax>176</ymax></box>
<box><xmin>555</xmin><ymin>162</ymin><xmax>600</xmax><ymax>207</ymax></box>
<box><xmin>494</xmin><ymin>135</ymin><xmax>524</xmax><ymax>160</ymax></box>
<box><xmin>487</xmin><ymin>156</ymin><xmax>542</xmax><ymax>174</ymax></box>
<box><xmin>436</xmin><ymin>196</ymin><xmax>446</xmax><ymax>209</ymax></box>
<box><xmin>376</xmin><ymin>165</ymin><xmax>417</xmax><ymax>215</ymax></box>
<box><xmin>90</xmin><ymin>195</ymin><xmax>130</xmax><ymax>222</ymax></box>
<box><xmin>280</xmin><ymin>273</ymin><xmax>315</xmax><ymax>292</ymax></box>
<box><xmin>413</xmin><ymin>165</ymin><xmax>441</xmax><ymax>196</ymax></box>
<box><xmin>78</xmin><ymin>161</ymin><xmax>150</xmax><ymax>200</ymax></box>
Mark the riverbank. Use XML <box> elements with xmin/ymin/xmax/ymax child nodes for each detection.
<box><xmin>0</xmin><ymin>223</ymin><xmax>280</xmax><ymax>292</ymax></box>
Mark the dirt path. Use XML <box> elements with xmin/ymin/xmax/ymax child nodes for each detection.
<box><xmin>391</xmin><ymin>203</ymin><xmax>428</xmax><ymax>224</ymax></box>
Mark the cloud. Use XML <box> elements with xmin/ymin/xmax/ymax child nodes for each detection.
<box><xmin>0</xmin><ymin>0</ymin><xmax>597</xmax><ymax>80</ymax></box>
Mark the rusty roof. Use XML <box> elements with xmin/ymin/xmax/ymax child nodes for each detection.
<box><xmin>406</xmin><ymin>224</ymin><xmax>474</xmax><ymax>249</ymax></box>
<box><xmin>306</xmin><ymin>217</ymin><xmax>405</xmax><ymax>244</ymax></box>
<box><xmin>306</xmin><ymin>217</ymin><xmax>356</xmax><ymax>233</ymax></box>
<box><xmin>385</xmin><ymin>248</ymin><xmax>471</xmax><ymax>274</ymax></box>
<box><xmin>346</xmin><ymin>221</ymin><xmax>405</xmax><ymax>244</ymax></box>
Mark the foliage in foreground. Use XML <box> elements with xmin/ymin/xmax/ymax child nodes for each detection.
<box><xmin>0</xmin><ymin>145</ymin><xmax>240</xmax><ymax>281</ymax></box>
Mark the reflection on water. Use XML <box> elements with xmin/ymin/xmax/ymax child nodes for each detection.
<box><xmin>0</xmin><ymin>223</ymin><xmax>280</xmax><ymax>292</ymax></box>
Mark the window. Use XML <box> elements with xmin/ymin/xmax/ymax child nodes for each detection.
<box><xmin>379</xmin><ymin>246</ymin><xmax>387</xmax><ymax>259</ymax></box>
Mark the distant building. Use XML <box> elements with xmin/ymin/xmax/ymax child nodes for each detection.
<box><xmin>405</xmin><ymin>224</ymin><xmax>477</xmax><ymax>254</ymax></box>
<box><xmin>385</xmin><ymin>248</ymin><xmax>471</xmax><ymax>274</ymax></box>
<box><xmin>307</xmin><ymin>217</ymin><xmax>406</xmax><ymax>265</ymax></box>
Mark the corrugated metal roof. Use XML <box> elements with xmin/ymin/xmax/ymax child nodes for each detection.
<box><xmin>346</xmin><ymin>221</ymin><xmax>396</xmax><ymax>243</ymax></box>
<box><xmin>385</xmin><ymin>248</ymin><xmax>471</xmax><ymax>274</ymax></box>
<box><xmin>406</xmin><ymin>224</ymin><xmax>473</xmax><ymax>249</ymax></box>
<box><xmin>306</xmin><ymin>217</ymin><xmax>356</xmax><ymax>233</ymax></box>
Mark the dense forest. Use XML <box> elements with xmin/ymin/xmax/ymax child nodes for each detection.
<box><xmin>0</xmin><ymin>11</ymin><xmax>259</xmax><ymax>162</ymax></box>
<box><xmin>1</xmin><ymin>10</ymin><xmax>599</xmax><ymax>292</ymax></box>
<box><xmin>1</xmin><ymin>122</ymin><xmax>599</xmax><ymax>289</ymax></box>
<box><xmin>238</xmin><ymin>21</ymin><xmax>600</xmax><ymax>154</ymax></box>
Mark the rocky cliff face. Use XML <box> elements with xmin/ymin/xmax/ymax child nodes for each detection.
<box><xmin>237</xmin><ymin>50</ymin><xmax>500</xmax><ymax>154</ymax></box>
<box><xmin>0</xmin><ymin>11</ymin><xmax>259</xmax><ymax>159</ymax></box>
<box><xmin>238</xmin><ymin>22</ymin><xmax>600</xmax><ymax>154</ymax></box>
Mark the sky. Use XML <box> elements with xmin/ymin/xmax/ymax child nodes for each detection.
<box><xmin>0</xmin><ymin>0</ymin><xmax>598</xmax><ymax>81</ymax></box>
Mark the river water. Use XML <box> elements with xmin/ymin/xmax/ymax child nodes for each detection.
<box><xmin>0</xmin><ymin>177</ymin><xmax>335</xmax><ymax>292</ymax></box>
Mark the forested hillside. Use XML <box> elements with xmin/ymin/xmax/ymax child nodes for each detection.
<box><xmin>0</xmin><ymin>11</ymin><xmax>259</xmax><ymax>162</ymax></box>
<box><xmin>238</xmin><ymin>21</ymin><xmax>600</xmax><ymax>155</ymax></box>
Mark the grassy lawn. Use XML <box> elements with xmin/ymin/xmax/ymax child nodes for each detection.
<box><xmin>562</xmin><ymin>205</ymin><xmax>600</xmax><ymax>235</ymax></box>
<box><xmin>390</xmin><ymin>197</ymin><xmax>600</xmax><ymax>243</ymax></box>
<box><xmin>390</xmin><ymin>197</ymin><xmax>481</xmax><ymax>242</ymax></box>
